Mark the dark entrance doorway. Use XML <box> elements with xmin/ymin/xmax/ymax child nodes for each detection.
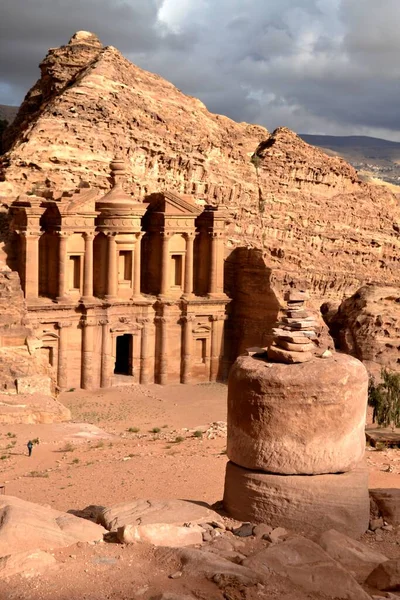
<box><xmin>114</xmin><ymin>334</ymin><xmax>133</xmax><ymax>375</ymax></box>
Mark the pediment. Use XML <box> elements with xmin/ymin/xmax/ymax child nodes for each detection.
<box><xmin>65</xmin><ymin>188</ymin><xmax>99</xmax><ymax>214</ymax></box>
<box><xmin>146</xmin><ymin>191</ymin><xmax>201</xmax><ymax>216</ymax></box>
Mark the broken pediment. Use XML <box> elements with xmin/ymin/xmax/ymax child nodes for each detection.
<box><xmin>145</xmin><ymin>191</ymin><xmax>202</xmax><ymax>216</ymax></box>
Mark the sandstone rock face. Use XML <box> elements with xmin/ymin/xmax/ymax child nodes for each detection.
<box><xmin>227</xmin><ymin>354</ymin><xmax>368</xmax><ymax>475</ymax></box>
<box><xmin>0</xmin><ymin>272</ymin><xmax>54</xmax><ymax>394</ymax></box>
<box><xmin>0</xmin><ymin>495</ymin><xmax>106</xmax><ymax>555</ymax></box>
<box><xmin>223</xmin><ymin>461</ymin><xmax>370</xmax><ymax>537</ymax></box>
<box><xmin>98</xmin><ymin>499</ymin><xmax>223</xmax><ymax>532</ymax></box>
<box><xmin>1</xmin><ymin>33</ymin><xmax>400</xmax><ymax>302</ymax></box>
<box><xmin>318</xmin><ymin>529</ymin><xmax>389</xmax><ymax>583</ymax></box>
<box><xmin>325</xmin><ymin>284</ymin><xmax>400</xmax><ymax>375</ymax></box>
<box><xmin>243</xmin><ymin>536</ymin><xmax>371</xmax><ymax>600</ymax></box>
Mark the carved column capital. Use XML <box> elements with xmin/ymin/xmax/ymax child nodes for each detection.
<box><xmin>99</xmin><ymin>319</ymin><xmax>109</xmax><ymax>326</ymax></box>
<box><xmin>137</xmin><ymin>317</ymin><xmax>151</xmax><ymax>325</ymax></box>
<box><xmin>57</xmin><ymin>321</ymin><xmax>72</xmax><ymax>329</ymax></box>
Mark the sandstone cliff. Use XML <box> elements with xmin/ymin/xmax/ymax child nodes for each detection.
<box><xmin>0</xmin><ymin>271</ymin><xmax>53</xmax><ymax>393</ymax></box>
<box><xmin>1</xmin><ymin>31</ymin><xmax>400</xmax><ymax>304</ymax></box>
<box><xmin>323</xmin><ymin>285</ymin><xmax>400</xmax><ymax>376</ymax></box>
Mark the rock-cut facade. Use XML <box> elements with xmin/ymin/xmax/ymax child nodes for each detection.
<box><xmin>7</xmin><ymin>158</ymin><xmax>229</xmax><ymax>391</ymax></box>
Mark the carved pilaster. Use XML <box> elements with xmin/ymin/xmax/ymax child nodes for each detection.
<box><xmin>81</xmin><ymin>232</ymin><xmax>95</xmax><ymax>301</ymax></box>
<box><xmin>21</xmin><ymin>230</ymin><xmax>40</xmax><ymax>301</ymax></box>
<box><xmin>80</xmin><ymin>318</ymin><xmax>95</xmax><ymax>390</ymax></box>
<box><xmin>133</xmin><ymin>232</ymin><xmax>143</xmax><ymax>298</ymax></box>
<box><xmin>209</xmin><ymin>314</ymin><xmax>223</xmax><ymax>381</ymax></box>
<box><xmin>155</xmin><ymin>315</ymin><xmax>170</xmax><ymax>385</ymax></box>
<box><xmin>137</xmin><ymin>317</ymin><xmax>152</xmax><ymax>384</ymax></box>
<box><xmin>56</xmin><ymin>321</ymin><xmax>72</xmax><ymax>391</ymax></box>
<box><xmin>56</xmin><ymin>232</ymin><xmax>70</xmax><ymax>303</ymax></box>
<box><xmin>183</xmin><ymin>232</ymin><xmax>194</xmax><ymax>297</ymax></box>
<box><xmin>105</xmin><ymin>232</ymin><xmax>118</xmax><ymax>300</ymax></box>
<box><xmin>100</xmin><ymin>319</ymin><xmax>112</xmax><ymax>388</ymax></box>
<box><xmin>181</xmin><ymin>315</ymin><xmax>195</xmax><ymax>384</ymax></box>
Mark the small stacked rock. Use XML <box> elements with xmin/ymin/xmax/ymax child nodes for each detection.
<box><xmin>267</xmin><ymin>290</ymin><xmax>317</xmax><ymax>363</ymax></box>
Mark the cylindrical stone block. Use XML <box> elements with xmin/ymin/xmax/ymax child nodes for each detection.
<box><xmin>227</xmin><ymin>353</ymin><xmax>368</xmax><ymax>475</ymax></box>
<box><xmin>223</xmin><ymin>460</ymin><xmax>369</xmax><ymax>538</ymax></box>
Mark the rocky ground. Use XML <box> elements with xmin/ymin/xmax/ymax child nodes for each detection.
<box><xmin>0</xmin><ymin>382</ymin><xmax>399</xmax><ymax>599</ymax></box>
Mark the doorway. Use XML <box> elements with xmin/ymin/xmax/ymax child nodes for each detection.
<box><xmin>114</xmin><ymin>334</ymin><xmax>133</xmax><ymax>375</ymax></box>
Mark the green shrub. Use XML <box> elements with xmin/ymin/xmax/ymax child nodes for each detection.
<box><xmin>369</xmin><ymin>369</ymin><xmax>400</xmax><ymax>431</ymax></box>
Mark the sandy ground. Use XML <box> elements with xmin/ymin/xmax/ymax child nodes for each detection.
<box><xmin>0</xmin><ymin>383</ymin><xmax>399</xmax><ymax>599</ymax></box>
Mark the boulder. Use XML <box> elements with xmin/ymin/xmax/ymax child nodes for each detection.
<box><xmin>318</xmin><ymin>529</ymin><xmax>389</xmax><ymax>583</ymax></box>
<box><xmin>117</xmin><ymin>523</ymin><xmax>203</xmax><ymax>547</ymax></box>
<box><xmin>0</xmin><ymin>495</ymin><xmax>106</xmax><ymax>556</ymax></box>
<box><xmin>369</xmin><ymin>489</ymin><xmax>400</xmax><ymax>525</ymax></box>
<box><xmin>223</xmin><ymin>461</ymin><xmax>369</xmax><ymax>537</ymax></box>
<box><xmin>176</xmin><ymin>547</ymin><xmax>263</xmax><ymax>586</ymax></box>
<box><xmin>243</xmin><ymin>536</ymin><xmax>371</xmax><ymax>600</ymax></box>
<box><xmin>99</xmin><ymin>499</ymin><xmax>223</xmax><ymax>532</ymax></box>
<box><xmin>366</xmin><ymin>559</ymin><xmax>400</xmax><ymax>591</ymax></box>
<box><xmin>0</xmin><ymin>550</ymin><xmax>56</xmax><ymax>579</ymax></box>
<box><xmin>227</xmin><ymin>353</ymin><xmax>368</xmax><ymax>474</ymax></box>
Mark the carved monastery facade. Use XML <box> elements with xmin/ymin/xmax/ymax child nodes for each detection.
<box><xmin>8</xmin><ymin>159</ymin><xmax>229</xmax><ymax>391</ymax></box>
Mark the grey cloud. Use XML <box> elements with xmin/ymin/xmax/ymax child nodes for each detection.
<box><xmin>1</xmin><ymin>0</ymin><xmax>400</xmax><ymax>140</ymax></box>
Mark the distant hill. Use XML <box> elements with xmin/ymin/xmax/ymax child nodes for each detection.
<box><xmin>0</xmin><ymin>105</ymin><xmax>18</xmax><ymax>124</ymax></box>
<box><xmin>300</xmin><ymin>134</ymin><xmax>400</xmax><ymax>187</ymax></box>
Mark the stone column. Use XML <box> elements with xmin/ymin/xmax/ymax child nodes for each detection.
<box><xmin>216</xmin><ymin>234</ymin><xmax>225</xmax><ymax>295</ymax></box>
<box><xmin>138</xmin><ymin>317</ymin><xmax>151</xmax><ymax>384</ymax></box>
<box><xmin>209</xmin><ymin>232</ymin><xmax>218</xmax><ymax>295</ymax></box>
<box><xmin>181</xmin><ymin>315</ymin><xmax>194</xmax><ymax>384</ymax></box>
<box><xmin>56</xmin><ymin>232</ymin><xmax>69</xmax><ymax>302</ymax></box>
<box><xmin>81</xmin><ymin>232</ymin><xmax>94</xmax><ymax>301</ymax></box>
<box><xmin>133</xmin><ymin>233</ymin><xmax>142</xmax><ymax>297</ymax></box>
<box><xmin>81</xmin><ymin>319</ymin><xmax>94</xmax><ymax>390</ymax></box>
<box><xmin>105</xmin><ymin>232</ymin><xmax>118</xmax><ymax>300</ymax></box>
<box><xmin>183</xmin><ymin>233</ymin><xmax>194</xmax><ymax>297</ymax></box>
<box><xmin>57</xmin><ymin>322</ymin><xmax>71</xmax><ymax>391</ymax></box>
<box><xmin>157</xmin><ymin>315</ymin><xmax>169</xmax><ymax>385</ymax></box>
<box><xmin>210</xmin><ymin>315</ymin><xmax>222</xmax><ymax>382</ymax></box>
<box><xmin>100</xmin><ymin>319</ymin><xmax>112</xmax><ymax>388</ymax></box>
<box><xmin>160</xmin><ymin>233</ymin><xmax>170</xmax><ymax>297</ymax></box>
<box><xmin>22</xmin><ymin>231</ymin><xmax>40</xmax><ymax>302</ymax></box>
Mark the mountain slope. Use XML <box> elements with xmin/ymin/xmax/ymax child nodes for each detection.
<box><xmin>1</xmin><ymin>31</ymin><xmax>400</xmax><ymax>302</ymax></box>
<box><xmin>300</xmin><ymin>134</ymin><xmax>400</xmax><ymax>187</ymax></box>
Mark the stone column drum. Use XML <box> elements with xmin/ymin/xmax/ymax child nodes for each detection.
<box><xmin>223</xmin><ymin>352</ymin><xmax>370</xmax><ymax>537</ymax></box>
<box><xmin>227</xmin><ymin>353</ymin><xmax>368</xmax><ymax>475</ymax></box>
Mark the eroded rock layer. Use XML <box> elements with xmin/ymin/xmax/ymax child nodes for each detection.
<box><xmin>324</xmin><ymin>284</ymin><xmax>400</xmax><ymax>376</ymax></box>
<box><xmin>1</xmin><ymin>32</ymin><xmax>400</xmax><ymax>302</ymax></box>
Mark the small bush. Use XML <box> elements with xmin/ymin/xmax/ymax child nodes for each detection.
<box><xmin>193</xmin><ymin>430</ymin><xmax>203</xmax><ymax>438</ymax></box>
<box><xmin>72</xmin><ymin>458</ymin><xmax>80</xmax><ymax>464</ymax></box>
<box><xmin>127</xmin><ymin>427</ymin><xmax>140</xmax><ymax>433</ymax></box>
<box><xmin>6</xmin><ymin>432</ymin><xmax>16</xmax><ymax>438</ymax></box>
<box><xmin>27</xmin><ymin>471</ymin><xmax>49</xmax><ymax>478</ymax></box>
<box><xmin>61</xmin><ymin>442</ymin><xmax>75</xmax><ymax>453</ymax></box>
<box><xmin>150</xmin><ymin>427</ymin><xmax>161</xmax><ymax>434</ymax></box>
<box><xmin>174</xmin><ymin>436</ymin><xmax>185</xmax><ymax>444</ymax></box>
<box><xmin>369</xmin><ymin>369</ymin><xmax>400</xmax><ymax>431</ymax></box>
<box><xmin>0</xmin><ymin>455</ymin><xmax>8</xmax><ymax>460</ymax></box>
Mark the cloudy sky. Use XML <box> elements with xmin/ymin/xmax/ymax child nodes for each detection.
<box><xmin>1</xmin><ymin>0</ymin><xmax>400</xmax><ymax>140</ymax></box>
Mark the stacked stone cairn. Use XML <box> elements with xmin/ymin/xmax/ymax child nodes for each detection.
<box><xmin>267</xmin><ymin>289</ymin><xmax>317</xmax><ymax>363</ymax></box>
<box><xmin>223</xmin><ymin>289</ymin><xmax>370</xmax><ymax>538</ymax></box>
